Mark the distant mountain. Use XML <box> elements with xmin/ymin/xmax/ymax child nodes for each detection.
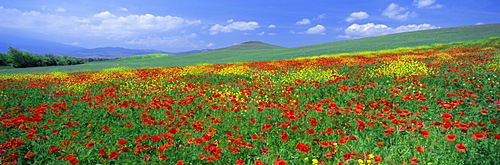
<box><xmin>0</xmin><ymin>34</ymin><xmax>87</xmax><ymax>55</ymax></box>
<box><xmin>0</xmin><ymin>34</ymin><xmax>211</xmax><ymax>59</ymax></box>
<box><xmin>214</xmin><ymin>41</ymin><xmax>286</xmax><ymax>51</ymax></box>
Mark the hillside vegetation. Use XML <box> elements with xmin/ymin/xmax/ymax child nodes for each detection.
<box><xmin>1</xmin><ymin>24</ymin><xmax>499</xmax><ymax>74</ymax></box>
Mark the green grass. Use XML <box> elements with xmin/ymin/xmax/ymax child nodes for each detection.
<box><xmin>1</xmin><ymin>24</ymin><xmax>499</xmax><ymax>74</ymax></box>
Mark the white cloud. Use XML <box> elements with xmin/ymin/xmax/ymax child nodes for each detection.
<box><xmin>338</xmin><ymin>23</ymin><xmax>439</xmax><ymax>39</ymax></box>
<box><xmin>227</xmin><ymin>19</ymin><xmax>234</xmax><ymax>23</ymax></box>
<box><xmin>346</xmin><ymin>11</ymin><xmax>369</xmax><ymax>23</ymax></box>
<box><xmin>56</xmin><ymin>7</ymin><xmax>66</xmax><ymax>12</ymax></box>
<box><xmin>0</xmin><ymin>7</ymin><xmax>201</xmax><ymax>40</ymax></box>
<box><xmin>257</xmin><ymin>31</ymin><xmax>265</xmax><ymax>35</ymax></box>
<box><xmin>382</xmin><ymin>3</ymin><xmax>417</xmax><ymax>21</ymax></box>
<box><xmin>206</xmin><ymin>43</ymin><xmax>215</xmax><ymax>47</ymax></box>
<box><xmin>296</xmin><ymin>18</ymin><xmax>310</xmax><ymax>25</ymax></box>
<box><xmin>306</xmin><ymin>25</ymin><xmax>326</xmax><ymax>35</ymax></box>
<box><xmin>413</xmin><ymin>0</ymin><xmax>444</xmax><ymax>9</ymax></box>
<box><xmin>268</xmin><ymin>24</ymin><xmax>276</xmax><ymax>28</ymax></box>
<box><xmin>476</xmin><ymin>22</ymin><xmax>484</xmax><ymax>25</ymax></box>
<box><xmin>120</xmin><ymin>7</ymin><xmax>128</xmax><ymax>11</ymax></box>
<box><xmin>268</xmin><ymin>33</ymin><xmax>276</xmax><ymax>35</ymax></box>
<box><xmin>314</xmin><ymin>14</ymin><xmax>326</xmax><ymax>20</ymax></box>
<box><xmin>209</xmin><ymin>21</ymin><xmax>260</xmax><ymax>35</ymax></box>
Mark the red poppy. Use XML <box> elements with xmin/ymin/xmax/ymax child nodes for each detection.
<box><xmin>471</xmin><ymin>132</ymin><xmax>485</xmax><ymax>140</ymax></box>
<box><xmin>117</xmin><ymin>139</ymin><xmax>127</xmax><ymax>146</ymax></box>
<box><xmin>290</xmin><ymin>126</ymin><xmax>299</xmax><ymax>131</ymax></box>
<box><xmin>274</xmin><ymin>159</ymin><xmax>287</xmax><ymax>165</ymax></box>
<box><xmin>150</xmin><ymin>135</ymin><xmax>162</xmax><ymax>142</ymax></box>
<box><xmin>416</xmin><ymin>146</ymin><xmax>424</xmax><ymax>153</ymax></box>
<box><xmin>455</xmin><ymin>143</ymin><xmax>466</xmax><ymax>152</ymax></box>
<box><xmin>175</xmin><ymin>160</ymin><xmax>185</xmax><ymax>165</ymax></box>
<box><xmin>376</xmin><ymin>142</ymin><xmax>384</xmax><ymax>146</ymax></box>
<box><xmin>384</xmin><ymin>127</ymin><xmax>395</xmax><ymax>135</ymax></box>
<box><xmin>494</xmin><ymin>134</ymin><xmax>500</xmax><ymax>140</ymax></box>
<box><xmin>159</xmin><ymin>155</ymin><xmax>167</xmax><ymax>160</ymax></box>
<box><xmin>445</xmin><ymin>134</ymin><xmax>456</xmax><ymax>141</ymax></box>
<box><xmin>24</xmin><ymin>152</ymin><xmax>35</xmax><ymax>158</ymax></box>
<box><xmin>306</xmin><ymin>129</ymin><xmax>316</xmax><ymax>135</ymax></box>
<box><xmin>254</xmin><ymin>160</ymin><xmax>266</xmax><ymax>165</ymax></box>
<box><xmin>419</xmin><ymin>130</ymin><xmax>430</xmax><ymax>137</ymax></box>
<box><xmin>295</xmin><ymin>142</ymin><xmax>310</xmax><ymax>153</ymax></box>
<box><xmin>168</xmin><ymin>128</ymin><xmax>178</xmax><ymax>134</ymax></box>
<box><xmin>236</xmin><ymin>159</ymin><xmax>245</xmax><ymax>165</ymax></box>
<box><xmin>108</xmin><ymin>152</ymin><xmax>119</xmax><ymax>159</ymax></box>
<box><xmin>251</xmin><ymin>134</ymin><xmax>259</xmax><ymax>140</ymax></box>
<box><xmin>84</xmin><ymin>141</ymin><xmax>95</xmax><ymax>147</ymax></box>
<box><xmin>409</xmin><ymin>156</ymin><xmax>420</xmax><ymax>165</ymax></box>
<box><xmin>490</xmin><ymin>119</ymin><xmax>498</xmax><ymax>123</ymax></box>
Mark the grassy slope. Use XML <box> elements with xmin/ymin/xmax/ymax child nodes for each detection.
<box><xmin>1</xmin><ymin>24</ymin><xmax>499</xmax><ymax>74</ymax></box>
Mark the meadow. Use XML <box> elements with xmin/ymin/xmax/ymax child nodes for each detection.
<box><xmin>0</xmin><ymin>36</ymin><xmax>499</xmax><ymax>164</ymax></box>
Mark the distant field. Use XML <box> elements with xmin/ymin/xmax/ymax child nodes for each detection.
<box><xmin>1</xmin><ymin>24</ymin><xmax>499</xmax><ymax>74</ymax></box>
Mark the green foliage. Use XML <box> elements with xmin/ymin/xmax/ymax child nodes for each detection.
<box><xmin>6</xmin><ymin>47</ymin><xmax>84</xmax><ymax>68</ymax></box>
<box><xmin>0</xmin><ymin>53</ymin><xmax>9</xmax><ymax>66</ymax></box>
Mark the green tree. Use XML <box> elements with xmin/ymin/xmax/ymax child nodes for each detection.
<box><xmin>0</xmin><ymin>53</ymin><xmax>9</xmax><ymax>66</ymax></box>
<box><xmin>8</xmin><ymin>47</ymin><xmax>37</xmax><ymax>68</ymax></box>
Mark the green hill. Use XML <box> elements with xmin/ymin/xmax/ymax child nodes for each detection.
<box><xmin>1</xmin><ymin>24</ymin><xmax>499</xmax><ymax>74</ymax></box>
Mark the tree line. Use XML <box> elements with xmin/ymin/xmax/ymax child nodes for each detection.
<box><xmin>0</xmin><ymin>47</ymin><xmax>112</xmax><ymax>68</ymax></box>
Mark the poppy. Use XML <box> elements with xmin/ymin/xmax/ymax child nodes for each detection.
<box><xmin>409</xmin><ymin>156</ymin><xmax>420</xmax><ymax>165</ymax></box>
<box><xmin>455</xmin><ymin>143</ymin><xmax>466</xmax><ymax>152</ymax></box>
<box><xmin>419</xmin><ymin>130</ymin><xmax>430</xmax><ymax>137</ymax></box>
<box><xmin>24</xmin><ymin>152</ymin><xmax>35</xmax><ymax>158</ymax></box>
<box><xmin>471</xmin><ymin>132</ymin><xmax>485</xmax><ymax>140</ymax></box>
<box><xmin>117</xmin><ymin>139</ymin><xmax>127</xmax><ymax>146</ymax></box>
<box><xmin>416</xmin><ymin>146</ymin><xmax>424</xmax><ymax>153</ymax></box>
<box><xmin>384</xmin><ymin>127</ymin><xmax>395</xmax><ymax>135</ymax></box>
<box><xmin>274</xmin><ymin>159</ymin><xmax>288</xmax><ymax>165</ymax></box>
<box><xmin>150</xmin><ymin>135</ymin><xmax>162</xmax><ymax>142</ymax></box>
<box><xmin>445</xmin><ymin>134</ymin><xmax>456</xmax><ymax>141</ymax></box>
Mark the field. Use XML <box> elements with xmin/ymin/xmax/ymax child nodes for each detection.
<box><xmin>1</xmin><ymin>35</ymin><xmax>499</xmax><ymax>164</ymax></box>
<box><xmin>1</xmin><ymin>24</ymin><xmax>499</xmax><ymax>75</ymax></box>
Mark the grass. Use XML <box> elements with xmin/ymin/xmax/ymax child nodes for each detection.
<box><xmin>1</xmin><ymin>24</ymin><xmax>499</xmax><ymax>74</ymax></box>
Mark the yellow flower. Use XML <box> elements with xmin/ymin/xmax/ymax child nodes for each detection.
<box><xmin>368</xmin><ymin>154</ymin><xmax>374</xmax><ymax>159</ymax></box>
<box><xmin>357</xmin><ymin>159</ymin><xmax>364</xmax><ymax>163</ymax></box>
<box><xmin>304</xmin><ymin>157</ymin><xmax>309</xmax><ymax>161</ymax></box>
<box><xmin>312</xmin><ymin>159</ymin><xmax>319</xmax><ymax>164</ymax></box>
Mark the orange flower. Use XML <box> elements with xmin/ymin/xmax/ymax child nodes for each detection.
<box><xmin>445</xmin><ymin>134</ymin><xmax>456</xmax><ymax>141</ymax></box>
<box><xmin>409</xmin><ymin>156</ymin><xmax>420</xmax><ymax>165</ymax></box>
<box><xmin>455</xmin><ymin>143</ymin><xmax>466</xmax><ymax>152</ymax></box>
<box><xmin>416</xmin><ymin>146</ymin><xmax>424</xmax><ymax>153</ymax></box>
<box><xmin>24</xmin><ymin>152</ymin><xmax>35</xmax><ymax>158</ymax></box>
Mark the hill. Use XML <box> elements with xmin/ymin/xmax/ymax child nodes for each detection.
<box><xmin>213</xmin><ymin>41</ymin><xmax>286</xmax><ymax>51</ymax></box>
<box><xmin>1</xmin><ymin>24</ymin><xmax>499</xmax><ymax>74</ymax></box>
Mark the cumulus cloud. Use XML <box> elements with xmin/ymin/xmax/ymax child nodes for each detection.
<box><xmin>268</xmin><ymin>24</ymin><xmax>276</xmax><ymax>28</ymax></box>
<box><xmin>338</xmin><ymin>23</ymin><xmax>439</xmax><ymax>38</ymax></box>
<box><xmin>296</xmin><ymin>18</ymin><xmax>311</xmax><ymax>25</ymax></box>
<box><xmin>306</xmin><ymin>25</ymin><xmax>326</xmax><ymax>35</ymax></box>
<box><xmin>209</xmin><ymin>21</ymin><xmax>260</xmax><ymax>35</ymax></box>
<box><xmin>346</xmin><ymin>11</ymin><xmax>369</xmax><ymax>22</ymax></box>
<box><xmin>382</xmin><ymin>3</ymin><xmax>417</xmax><ymax>21</ymax></box>
<box><xmin>413</xmin><ymin>0</ymin><xmax>444</xmax><ymax>9</ymax></box>
<box><xmin>120</xmin><ymin>7</ymin><xmax>128</xmax><ymax>11</ymax></box>
<box><xmin>257</xmin><ymin>31</ymin><xmax>265</xmax><ymax>35</ymax></box>
<box><xmin>0</xmin><ymin>7</ymin><xmax>200</xmax><ymax>39</ymax></box>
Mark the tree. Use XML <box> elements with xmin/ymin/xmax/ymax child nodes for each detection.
<box><xmin>0</xmin><ymin>53</ymin><xmax>9</xmax><ymax>66</ymax></box>
<box><xmin>8</xmin><ymin>47</ymin><xmax>37</xmax><ymax>68</ymax></box>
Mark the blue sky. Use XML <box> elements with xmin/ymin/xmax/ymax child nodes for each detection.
<box><xmin>0</xmin><ymin>0</ymin><xmax>498</xmax><ymax>52</ymax></box>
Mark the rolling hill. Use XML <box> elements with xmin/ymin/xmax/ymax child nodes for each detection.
<box><xmin>1</xmin><ymin>24</ymin><xmax>499</xmax><ymax>74</ymax></box>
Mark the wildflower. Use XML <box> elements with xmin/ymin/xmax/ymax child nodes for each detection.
<box><xmin>445</xmin><ymin>134</ymin><xmax>456</xmax><ymax>141</ymax></box>
<box><xmin>416</xmin><ymin>146</ymin><xmax>424</xmax><ymax>153</ymax></box>
<box><xmin>455</xmin><ymin>143</ymin><xmax>466</xmax><ymax>152</ymax></box>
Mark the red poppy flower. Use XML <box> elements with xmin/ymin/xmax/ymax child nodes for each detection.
<box><xmin>376</xmin><ymin>142</ymin><xmax>384</xmax><ymax>146</ymax></box>
<box><xmin>151</xmin><ymin>135</ymin><xmax>162</xmax><ymax>142</ymax></box>
<box><xmin>306</xmin><ymin>129</ymin><xmax>316</xmax><ymax>135</ymax></box>
<box><xmin>274</xmin><ymin>159</ymin><xmax>288</xmax><ymax>165</ymax></box>
<box><xmin>455</xmin><ymin>143</ymin><xmax>466</xmax><ymax>152</ymax></box>
<box><xmin>490</xmin><ymin>119</ymin><xmax>498</xmax><ymax>123</ymax></box>
<box><xmin>168</xmin><ymin>128</ymin><xmax>178</xmax><ymax>134</ymax></box>
<box><xmin>419</xmin><ymin>130</ymin><xmax>430</xmax><ymax>137</ymax></box>
<box><xmin>416</xmin><ymin>146</ymin><xmax>424</xmax><ymax>153</ymax></box>
<box><xmin>409</xmin><ymin>156</ymin><xmax>420</xmax><ymax>165</ymax></box>
<box><xmin>236</xmin><ymin>159</ymin><xmax>245</xmax><ymax>165</ymax></box>
<box><xmin>175</xmin><ymin>160</ymin><xmax>185</xmax><ymax>165</ymax></box>
<box><xmin>251</xmin><ymin>134</ymin><xmax>259</xmax><ymax>140</ymax></box>
<box><xmin>108</xmin><ymin>152</ymin><xmax>119</xmax><ymax>159</ymax></box>
<box><xmin>445</xmin><ymin>134</ymin><xmax>456</xmax><ymax>141</ymax></box>
<box><xmin>117</xmin><ymin>139</ymin><xmax>127</xmax><ymax>146</ymax></box>
<box><xmin>254</xmin><ymin>160</ymin><xmax>266</xmax><ymax>165</ymax></box>
<box><xmin>24</xmin><ymin>152</ymin><xmax>35</xmax><ymax>158</ymax></box>
<box><xmin>159</xmin><ymin>155</ymin><xmax>167</xmax><ymax>160</ymax></box>
<box><xmin>471</xmin><ymin>132</ymin><xmax>485</xmax><ymax>140</ymax></box>
<box><xmin>494</xmin><ymin>134</ymin><xmax>500</xmax><ymax>140</ymax></box>
<box><xmin>384</xmin><ymin>127</ymin><xmax>395</xmax><ymax>135</ymax></box>
<box><xmin>290</xmin><ymin>126</ymin><xmax>299</xmax><ymax>131</ymax></box>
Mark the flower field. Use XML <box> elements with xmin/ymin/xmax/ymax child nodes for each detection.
<box><xmin>1</xmin><ymin>37</ymin><xmax>499</xmax><ymax>164</ymax></box>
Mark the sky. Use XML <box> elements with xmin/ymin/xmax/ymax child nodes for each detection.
<box><xmin>0</xmin><ymin>0</ymin><xmax>499</xmax><ymax>52</ymax></box>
